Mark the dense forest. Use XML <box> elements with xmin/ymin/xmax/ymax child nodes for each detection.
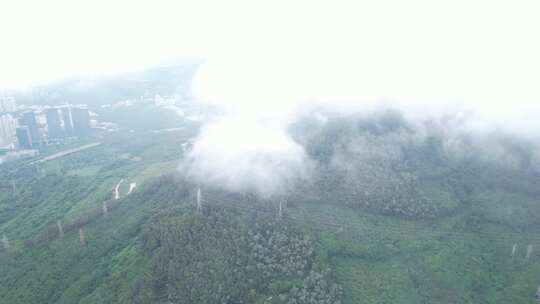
<box><xmin>2</xmin><ymin>110</ymin><xmax>540</xmax><ymax>303</ymax></box>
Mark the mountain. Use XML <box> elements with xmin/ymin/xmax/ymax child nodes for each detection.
<box><xmin>1</xmin><ymin>110</ymin><xmax>540</xmax><ymax>304</ymax></box>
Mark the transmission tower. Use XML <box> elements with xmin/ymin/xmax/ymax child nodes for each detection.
<box><xmin>11</xmin><ymin>179</ymin><xmax>18</xmax><ymax>197</ymax></box>
<box><xmin>57</xmin><ymin>220</ymin><xmax>64</xmax><ymax>239</ymax></box>
<box><xmin>2</xmin><ymin>234</ymin><xmax>9</xmax><ymax>249</ymax></box>
<box><xmin>196</xmin><ymin>188</ymin><xmax>202</xmax><ymax>214</ymax></box>
<box><xmin>79</xmin><ymin>228</ymin><xmax>86</xmax><ymax>246</ymax></box>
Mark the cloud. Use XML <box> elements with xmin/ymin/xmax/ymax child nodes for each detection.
<box><xmin>3</xmin><ymin>0</ymin><xmax>540</xmax><ymax>194</ymax></box>
<box><xmin>179</xmin><ymin>0</ymin><xmax>540</xmax><ymax>196</ymax></box>
<box><xmin>3</xmin><ymin>0</ymin><xmax>539</xmax><ymax>101</ymax></box>
<box><xmin>181</xmin><ymin>116</ymin><xmax>312</xmax><ymax>198</ymax></box>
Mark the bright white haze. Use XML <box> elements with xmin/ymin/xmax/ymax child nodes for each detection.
<box><xmin>3</xmin><ymin>0</ymin><xmax>540</xmax><ymax>196</ymax></box>
<box><xmin>2</xmin><ymin>0</ymin><xmax>539</xmax><ymax>125</ymax></box>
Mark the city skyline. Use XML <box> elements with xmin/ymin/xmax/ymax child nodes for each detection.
<box><xmin>0</xmin><ymin>96</ymin><xmax>93</xmax><ymax>150</ymax></box>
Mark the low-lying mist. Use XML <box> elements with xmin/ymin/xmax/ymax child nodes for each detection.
<box><xmin>179</xmin><ymin>57</ymin><xmax>540</xmax><ymax>200</ymax></box>
<box><xmin>181</xmin><ymin>105</ymin><xmax>540</xmax><ymax>201</ymax></box>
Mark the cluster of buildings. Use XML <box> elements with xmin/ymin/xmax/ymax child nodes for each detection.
<box><xmin>16</xmin><ymin>107</ymin><xmax>91</xmax><ymax>149</ymax></box>
<box><xmin>0</xmin><ymin>96</ymin><xmax>91</xmax><ymax>150</ymax></box>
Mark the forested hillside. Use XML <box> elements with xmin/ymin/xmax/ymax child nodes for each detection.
<box><xmin>2</xmin><ymin>111</ymin><xmax>540</xmax><ymax>303</ymax></box>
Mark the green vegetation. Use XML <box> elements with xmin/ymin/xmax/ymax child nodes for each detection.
<box><xmin>2</xmin><ymin>110</ymin><xmax>540</xmax><ymax>303</ymax></box>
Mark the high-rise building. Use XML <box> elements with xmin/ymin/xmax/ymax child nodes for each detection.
<box><xmin>0</xmin><ymin>96</ymin><xmax>16</xmax><ymax>113</ymax></box>
<box><xmin>16</xmin><ymin>126</ymin><xmax>32</xmax><ymax>149</ymax></box>
<box><xmin>0</xmin><ymin>114</ymin><xmax>17</xmax><ymax>144</ymax></box>
<box><xmin>45</xmin><ymin>108</ymin><xmax>63</xmax><ymax>138</ymax></box>
<box><xmin>61</xmin><ymin>107</ymin><xmax>73</xmax><ymax>136</ymax></box>
<box><xmin>71</xmin><ymin>108</ymin><xmax>91</xmax><ymax>137</ymax></box>
<box><xmin>21</xmin><ymin>111</ymin><xmax>40</xmax><ymax>144</ymax></box>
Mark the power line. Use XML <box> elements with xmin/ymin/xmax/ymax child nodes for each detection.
<box><xmin>201</xmin><ymin>193</ymin><xmax>540</xmax><ymax>241</ymax></box>
<box><xmin>200</xmin><ymin>196</ymin><xmax>518</xmax><ymax>249</ymax></box>
<box><xmin>200</xmin><ymin>194</ymin><xmax>540</xmax><ymax>247</ymax></box>
<box><xmin>3</xmin><ymin>187</ymin><xmax>539</xmax><ymax>256</ymax></box>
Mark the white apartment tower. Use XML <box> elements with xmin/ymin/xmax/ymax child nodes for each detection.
<box><xmin>0</xmin><ymin>114</ymin><xmax>17</xmax><ymax>144</ymax></box>
<box><xmin>0</xmin><ymin>96</ymin><xmax>17</xmax><ymax>113</ymax></box>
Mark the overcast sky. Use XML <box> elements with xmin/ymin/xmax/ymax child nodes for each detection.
<box><xmin>1</xmin><ymin>0</ymin><xmax>540</xmax><ymax>123</ymax></box>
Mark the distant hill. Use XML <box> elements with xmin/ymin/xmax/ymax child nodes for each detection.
<box><xmin>12</xmin><ymin>63</ymin><xmax>199</xmax><ymax>106</ymax></box>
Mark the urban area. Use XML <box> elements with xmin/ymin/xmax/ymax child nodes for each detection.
<box><xmin>0</xmin><ymin>96</ymin><xmax>91</xmax><ymax>163</ymax></box>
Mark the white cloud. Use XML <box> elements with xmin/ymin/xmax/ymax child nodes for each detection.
<box><xmin>3</xmin><ymin>0</ymin><xmax>540</xmax><ymax>196</ymax></box>
<box><xmin>181</xmin><ymin>115</ymin><xmax>311</xmax><ymax>198</ymax></box>
<box><xmin>183</xmin><ymin>0</ymin><xmax>540</xmax><ymax>196</ymax></box>
<box><xmin>1</xmin><ymin>0</ymin><xmax>539</xmax><ymax>112</ymax></box>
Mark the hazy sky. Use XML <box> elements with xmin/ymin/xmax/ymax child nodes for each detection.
<box><xmin>2</xmin><ymin>0</ymin><xmax>540</xmax><ymax>121</ymax></box>
<box><xmin>6</xmin><ymin>0</ymin><xmax>536</xmax><ymax>196</ymax></box>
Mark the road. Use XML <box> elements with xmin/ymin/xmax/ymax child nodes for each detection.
<box><xmin>114</xmin><ymin>179</ymin><xmax>124</xmax><ymax>200</ymax></box>
<box><xmin>29</xmin><ymin>142</ymin><xmax>102</xmax><ymax>164</ymax></box>
<box><xmin>127</xmin><ymin>182</ymin><xmax>137</xmax><ymax>195</ymax></box>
